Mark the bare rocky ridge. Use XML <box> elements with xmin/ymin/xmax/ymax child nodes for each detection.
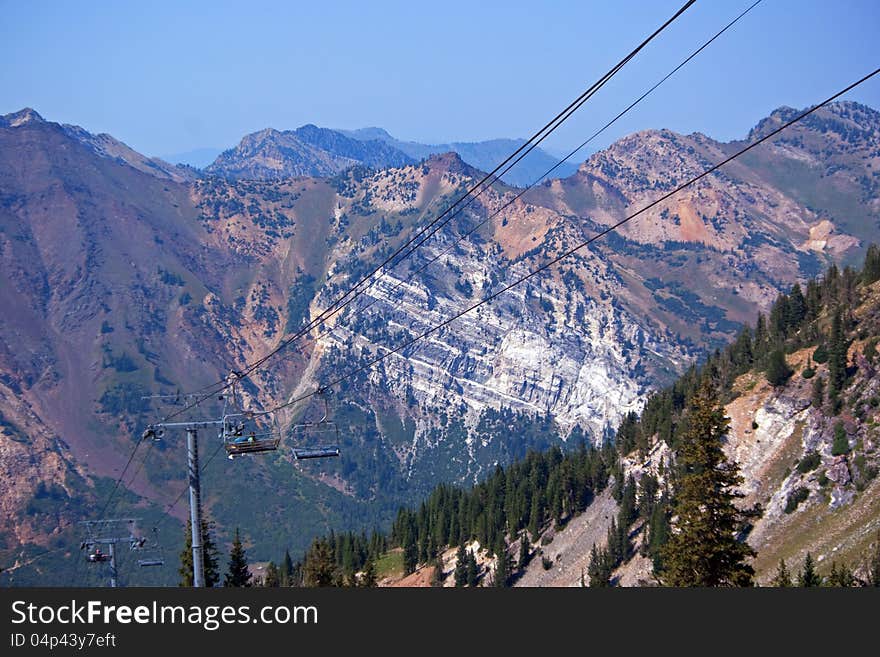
<box><xmin>0</xmin><ymin>102</ymin><xmax>878</xmax><ymax>568</ymax></box>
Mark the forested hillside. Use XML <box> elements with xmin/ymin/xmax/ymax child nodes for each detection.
<box><xmin>272</xmin><ymin>246</ymin><xmax>880</xmax><ymax>587</ymax></box>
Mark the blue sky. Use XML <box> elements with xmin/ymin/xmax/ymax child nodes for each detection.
<box><xmin>1</xmin><ymin>0</ymin><xmax>878</xmax><ymax>159</ymax></box>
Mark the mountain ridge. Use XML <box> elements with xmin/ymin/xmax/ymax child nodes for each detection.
<box><xmin>0</xmin><ymin>100</ymin><xmax>878</xmax><ymax>583</ymax></box>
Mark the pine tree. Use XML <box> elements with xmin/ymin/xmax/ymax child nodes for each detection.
<box><xmin>826</xmin><ymin>561</ymin><xmax>854</xmax><ymax>587</ymax></box>
<box><xmin>528</xmin><ymin>494</ymin><xmax>543</xmax><ymax>540</ymax></box>
<box><xmin>862</xmin><ymin>243</ymin><xmax>880</xmax><ymax>285</ymax></box>
<box><xmin>466</xmin><ymin>550</ymin><xmax>479</xmax><ymax>587</ymax></box>
<box><xmin>831</xmin><ymin>421</ymin><xmax>850</xmax><ymax>456</ymax></box>
<box><xmin>360</xmin><ymin>559</ymin><xmax>377</xmax><ymax>587</ymax></box>
<box><xmin>224</xmin><ymin>528</ymin><xmax>252</xmax><ymax>587</ymax></box>
<box><xmin>660</xmin><ymin>383</ymin><xmax>755</xmax><ymax>587</ymax></box>
<box><xmin>587</xmin><ymin>544</ymin><xmax>611</xmax><ymax>587</ymax></box>
<box><xmin>771</xmin><ymin>559</ymin><xmax>792</xmax><ymax>587</ymax></box>
<box><xmin>402</xmin><ymin>522</ymin><xmax>418</xmax><ymax>576</ymax></box>
<box><xmin>431</xmin><ymin>556</ymin><xmax>445</xmax><ymax>587</ymax></box>
<box><xmin>280</xmin><ymin>549</ymin><xmax>294</xmax><ymax>586</ymax></box>
<box><xmin>765</xmin><ymin>348</ymin><xmax>793</xmax><ymax>387</ymax></box>
<box><xmin>811</xmin><ymin>375</ymin><xmax>825</xmax><ymax>409</ymax></box>
<box><xmin>618</xmin><ymin>475</ymin><xmax>637</xmax><ymax>527</ymax></box>
<box><xmin>827</xmin><ymin>309</ymin><xmax>847</xmax><ymax>409</ymax></box>
<box><xmin>304</xmin><ymin>538</ymin><xmax>336</xmax><ymax>587</ymax></box>
<box><xmin>178</xmin><ymin>518</ymin><xmax>220</xmax><ymax>587</ymax></box>
<box><xmin>787</xmin><ymin>283</ymin><xmax>807</xmax><ymax>329</ymax></box>
<box><xmin>263</xmin><ymin>561</ymin><xmax>280</xmax><ymax>587</ymax></box>
<box><xmin>518</xmin><ymin>532</ymin><xmax>531</xmax><ymax>569</ymax></box>
<box><xmin>646</xmin><ymin>498</ymin><xmax>670</xmax><ymax>573</ymax></box>
<box><xmin>493</xmin><ymin>540</ymin><xmax>511</xmax><ymax>587</ymax></box>
<box><xmin>453</xmin><ymin>544</ymin><xmax>468</xmax><ymax>587</ymax></box>
<box><xmin>797</xmin><ymin>553</ymin><xmax>821</xmax><ymax>587</ymax></box>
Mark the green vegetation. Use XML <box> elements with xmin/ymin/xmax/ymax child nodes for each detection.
<box><xmin>289</xmin><ymin>443</ymin><xmax>613</xmax><ymax>586</ymax></box>
<box><xmin>179</xmin><ymin>518</ymin><xmax>220</xmax><ymax>587</ymax></box>
<box><xmin>796</xmin><ymin>451</ymin><xmax>821</xmax><ymax>474</ymax></box>
<box><xmin>223</xmin><ymin>528</ymin><xmax>252</xmax><ymax>587</ymax></box>
<box><xmin>784</xmin><ymin>487</ymin><xmax>810</xmax><ymax>514</ymax></box>
<box><xmin>659</xmin><ymin>383</ymin><xmax>755</xmax><ymax>586</ymax></box>
<box><xmin>765</xmin><ymin>348</ymin><xmax>793</xmax><ymax>387</ymax></box>
<box><xmin>831</xmin><ymin>421</ymin><xmax>850</xmax><ymax>456</ymax></box>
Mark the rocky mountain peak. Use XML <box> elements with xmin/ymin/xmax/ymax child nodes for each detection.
<box><xmin>747</xmin><ymin>100</ymin><xmax>880</xmax><ymax>143</ymax></box>
<box><xmin>1</xmin><ymin>107</ymin><xmax>46</xmax><ymax>128</ymax></box>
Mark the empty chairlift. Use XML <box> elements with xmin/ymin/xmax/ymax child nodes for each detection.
<box><xmin>292</xmin><ymin>389</ymin><xmax>341</xmax><ymax>461</ymax></box>
<box><xmin>133</xmin><ymin>528</ymin><xmax>165</xmax><ymax>568</ymax></box>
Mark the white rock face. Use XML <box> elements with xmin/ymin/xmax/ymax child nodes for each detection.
<box><xmin>316</xmin><ymin>229</ymin><xmax>691</xmax><ymax>459</ymax></box>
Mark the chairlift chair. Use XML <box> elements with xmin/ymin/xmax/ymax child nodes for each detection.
<box><xmin>291</xmin><ymin>390</ymin><xmax>341</xmax><ymax>461</ymax></box>
<box><xmin>222</xmin><ymin>414</ymin><xmax>280</xmax><ymax>459</ymax></box>
<box><xmin>86</xmin><ymin>547</ymin><xmax>110</xmax><ymax>563</ymax></box>
<box><xmin>132</xmin><ymin>528</ymin><xmax>165</xmax><ymax>568</ymax></box>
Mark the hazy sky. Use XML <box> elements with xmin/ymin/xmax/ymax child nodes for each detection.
<box><xmin>2</xmin><ymin>0</ymin><xmax>878</xmax><ymax>159</ymax></box>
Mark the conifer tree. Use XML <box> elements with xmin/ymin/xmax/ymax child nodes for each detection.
<box><xmin>454</xmin><ymin>544</ymin><xmax>468</xmax><ymax>587</ymax></box>
<box><xmin>304</xmin><ymin>538</ymin><xmax>336</xmax><ymax>587</ymax></box>
<box><xmin>224</xmin><ymin>528</ymin><xmax>252</xmax><ymax>587</ymax></box>
<box><xmin>826</xmin><ymin>561</ymin><xmax>854</xmax><ymax>587</ymax></box>
<box><xmin>618</xmin><ymin>475</ymin><xmax>637</xmax><ymax>527</ymax></box>
<box><xmin>660</xmin><ymin>383</ymin><xmax>755</xmax><ymax>587</ymax></box>
<box><xmin>827</xmin><ymin>309</ymin><xmax>847</xmax><ymax>410</ymax></box>
<box><xmin>862</xmin><ymin>243</ymin><xmax>880</xmax><ymax>285</ymax></box>
<box><xmin>178</xmin><ymin>518</ymin><xmax>220</xmax><ymax>587</ymax></box>
<box><xmin>493</xmin><ymin>540</ymin><xmax>511</xmax><ymax>587</ymax></box>
<box><xmin>360</xmin><ymin>559</ymin><xmax>377</xmax><ymax>587</ymax></box>
<box><xmin>646</xmin><ymin>498</ymin><xmax>670</xmax><ymax>573</ymax></box>
<box><xmin>831</xmin><ymin>421</ymin><xmax>850</xmax><ymax>456</ymax></box>
<box><xmin>771</xmin><ymin>559</ymin><xmax>792</xmax><ymax>587</ymax></box>
<box><xmin>402</xmin><ymin>521</ymin><xmax>418</xmax><ymax>576</ymax></box>
<box><xmin>518</xmin><ymin>532</ymin><xmax>531</xmax><ymax>569</ymax></box>
<box><xmin>528</xmin><ymin>494</ymin><xmax>543</xmax><ymax>540</ymax></box>
<box><xmin>797</xmin><ymin>553</ymin><xmax>820</xmax><ymax>587</ymax></box>
<box><xmin>765</xmin><ymin>348</ymin><xmax>793</xmax><ymax>387</ymax></box>
<box><xmin>787</xmin><ymin>283</ymin><xmax>807</xmax><ymax>328</ymax></box>
<box><xmin>466</xmin><ymin>550</ymin><xmax>479</xmax><ymax>587</ymax></box>
<box><xmin>280</xmin><ymin>549</ymin><xmax>293</xmax><ymax>586</ymax></box>
<box><xmin>263</xmin><ymin>561</ymin><xmax>280</xmax><ymax>587</ymax></box>
<box><xmin>431</xmin><ymin>556</ymin><xmax>445</xmax><ymax>587</ymax></box>
<box><xmin>811</xmin><ymin>375</ymin><xmax>825</xmax><ymax>409</ymax></box>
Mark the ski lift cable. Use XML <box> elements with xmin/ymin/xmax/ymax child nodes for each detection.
<box><xmin>254</xmin><ymin>67</ymin><xmax>880</xmax><ymax>417</ymax></box>
<box><xmin>299</xmin><ymin>0</ymin><xmax>764</xmax><ymax>350</ymax></box>
<box><xmin>155</xmin><ymin>0</ymin><xmax>698</xmax><ymax>423</ymax></box>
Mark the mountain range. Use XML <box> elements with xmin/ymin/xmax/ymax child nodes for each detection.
<box><xmin>0</xmin><ymin>100</ymin><xmax>878</xmax><ymax>583</ymax></box>
<box><xmin>167</xmin><ymin>124</ymin><xmax>577</xmax><ymax>187</ymax></box>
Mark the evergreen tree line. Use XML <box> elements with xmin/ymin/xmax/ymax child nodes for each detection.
<box><xmin>296</xmin><ymin>442</ymin><xmax>616</xmax><ymax>586</ymax></box>
<box><xmin>604</xmin><ymin>245</ymin><xmax>879</xmax><ymax>586</ymax></box>
<box><xmin>617</xmin><ymin>243</ymin><xmax>879</xmax><ymax>460</ymax></box>
<box><xmin>178</xmin><ymin>521</ymin><xmax>257</xmax><ymax>587</ymax></box>
<box><xmin>771</xmin><ymin>537</ymin><xmax>880</xmax><ymax>587</ymax></box>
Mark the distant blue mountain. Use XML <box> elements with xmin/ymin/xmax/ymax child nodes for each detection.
<box><xmin>203</xmin><ymin>122</ymin><xmax>578</xmax><ymax>185</ymax></box>
<box><xmin>340</xmin><ymin>127</ymin><xmax>579</xmax><ymax>186</ymax></box>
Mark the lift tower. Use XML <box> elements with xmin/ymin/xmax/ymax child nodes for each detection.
<box><xmin>80</xmin><ymin>518</ymin><xmax>145</xmax><ymax>587</ymax></box>
<box><xmin>143</xmin><ymin>420</ymin><xmax>223</xmax><ymax>588</ymax></box>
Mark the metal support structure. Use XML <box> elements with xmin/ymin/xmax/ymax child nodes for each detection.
<box><xmin>142</xmin><ymin>404</ymin><xmax>336</xmax><ymax>588</ymax></box>
<box><xmin>145</xmin><ymin>419</ymin><xmax>224</xmax><ymax>588</ymax></box>
<box><xmin>79</xmin><ymin>518</ymin><xmax>143</xmax><ymax>587</ymax></box>
<box><xmin>186</xmin><ymin>428</ymin><xmax>206</xmax><ymax>588</ymax></box>
<box><xmin>108</xmin><ymin>541</ymin><xmax>118</xmax><ymax>588</ymax></box>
